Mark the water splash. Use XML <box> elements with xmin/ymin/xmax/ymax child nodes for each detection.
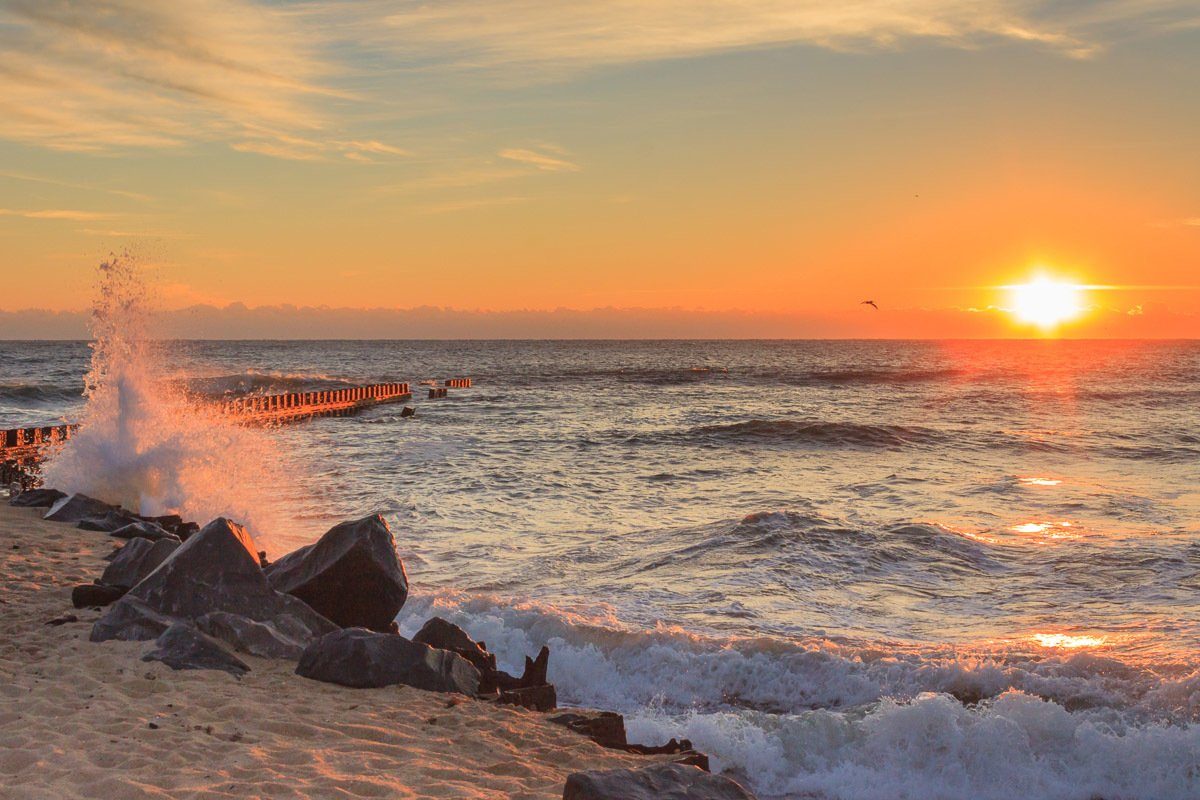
<box><xmin>42</xmin><ymin>255</ymin><xmax>298</xmax><ymax>547</ymax></box>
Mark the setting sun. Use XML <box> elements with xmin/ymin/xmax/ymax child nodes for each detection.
<box><xmin>1007</xmin><ymin>276</ymin><xmax>1086</xmax><ymax>329</ymax></box>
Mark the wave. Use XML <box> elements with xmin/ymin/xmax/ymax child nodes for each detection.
<box><xmin>176</xmin><ymin>370</ymin><xmax>357</xmax><ymax>398</ymax></box>
<box><xmin>396</xmin><ymin>592</ymin><xmax>1200</xmax><ymax>800</ymax></box>
<box><xmin>0</xmin><ymin>382</ymin><xmax>82</xmax><ymax>403</ymax></box>
<box><xmin>678</xmin><ymin>420</ymin><xmax>945</xmax><ymax>449</ymax></box>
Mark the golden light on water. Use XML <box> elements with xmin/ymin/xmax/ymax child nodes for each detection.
<box><xmin>1032</xmin><ymin>633</ymin><xmax>1108</xmax><ymax>649</ymax></box>
<box><xmin>1005</xmin><ymin>275</ymin><xmax>1087</xmax><ymax>329</ymax></box>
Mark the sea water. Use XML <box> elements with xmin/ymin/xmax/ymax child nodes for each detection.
<box><xmin>2</xmin><ymin>338</ymin><xmax>1198</xmax><ymax>799</ymax></box>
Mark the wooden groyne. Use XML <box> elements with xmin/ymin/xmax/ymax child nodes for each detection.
<box><xmin>221</xmin><ymin>382</ymin><xmax>412</xmax><ymax>423</ymax></box>
<box><xmin>2</xmin><ymin>381</ymin><xmax>422</xmax><ymax>488</ymax></box>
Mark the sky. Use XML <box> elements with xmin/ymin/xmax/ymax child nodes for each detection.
<box><xmin>1</xmin><ymin>0</ymin><xmax>1198</xmax><ymax>338</ymax></box>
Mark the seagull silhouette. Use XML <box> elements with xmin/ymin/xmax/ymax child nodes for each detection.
<box><xmin>860</xmin><ymin>300</ymin><xmax>879</xmax><ymax>311</ymax></box>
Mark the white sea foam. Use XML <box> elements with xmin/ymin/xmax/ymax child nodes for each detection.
<box><xmin>41</xmin><ymin>256</ymin><xmax>300</xmax><ymax>546</ymax></box>
<box><xmin>397</xmin><ymin>591</ymin><xmax>1200</xmax><ymax>800</ymax></box>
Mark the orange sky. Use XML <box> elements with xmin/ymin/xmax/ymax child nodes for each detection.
<box><xmin>1</xmin><ymin>2</ymin><xmax>1197</xmax><ymax>337</ymax></box>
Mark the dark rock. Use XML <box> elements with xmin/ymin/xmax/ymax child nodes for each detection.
<box><xmin>549</xmin><ymin>710</ymin><xmax>628</xmax><ymax>749</ymax></box>
<box><xmin>142</xmin><ymin>622</ymin><xmax>249</xmax><ymax>676</ymax></box>
<box><xmin>296</xmin><ymin>628</ymin><xmax>479</xmax><ymax>695</ymax></box>
<box><xmin>100</xmin><ymin>537</ymin><xmax>179</xmax><ymax>589</ymax></box>
<box><xmin>626</xmin><ymin>737</ymin><xmax>694</xmax><ymax>756</ymax></box>
<box><xmin>496</xmin><ymin>684</ymin><xmax>557</xmax><ymax>712</ymax></box>
<box><xmin>136</xmin><ymin>513</ymin><xmax>183</xmax><ymax>532</ymax></box>
<box><xmin>72</xmin><ymin>583</ymin><xmax>127</xmax><ymax>608</ymax></box>
<box><xmin>400</xmin><ymin>406</ymin><xmax>415</xmax><ymax>418</ymax></box>
<box><xmin>412</xmin><ymin>617</ymin><xmax>497</xmax><ymax>675</ymax></box>
<box><xmin>674</xmin><ymin>751</ymin><xmax>711</xmax><ymax>771</ymax></box>
<box><xmin>266</xmin><ymin>514</ymin><xmax>408</xmax><ymax>632</ymax></box>
<box><xmin>563</xmin><ymin>763</ymin><xmax>756</xmax><ymax>800</ymax></box>
<box><xmin>10</xmin><ymin>488</ymin><xmax>66</xmax><ymax>508</ymax></box>
<box><xmin>520</xmin><ymin>645</ymin><xmax>550</xmax><ymax>688</ymax></box>
<box><xmin>91</xmin><ymin>517</ymin><xmax>337</xmax><ymax>645</ymax></box>
<box><xmin>108</xmin><ymin>521</ymin><xmax>178</xmax><ymax>543</ymax></box>
<box><xmin>175</xmin><ymin>522</ymin><xmax>200</xmax><ymax>540</ymax></box>
<box><xmin>196</xmin><ymin>611</ymin><xmax>308</xmax><ymax>660</ymax></box>
<box><xmin>44</xmin><ymin>493</ymin><xmax>117</xmax><ymax>524</ymax></box>
<box><xmin>45</xmin><ymin>613</ymin><xmax>78</xmax><ymax>626</ymax></box>
<box><xmin>78</xmin><ymin>509</ymin><xmax>142</xmax><ymax>533</ymax></box>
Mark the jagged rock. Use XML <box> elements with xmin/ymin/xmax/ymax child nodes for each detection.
<box><xmin>136</xmin><ymin>513</ymin><xmax>183</xmax><ymax>532</ymax></box>
<box><xmin>563</xmin><ymin>764</ymin><xmax>756</xmax><ymax>800</ymax></box>
<box><xmin>78</xmin><ymin>509</ymin><xmax>142</xmax><ymax>533</ymax></box>
<box><xmin>626</xmin><ymin>738</ymin><xmax>696</xmax><ymax>756</ymax></box>
<box><xmin>412</xmin><ymin>617</ymin><xmax>497</xmax><ymax>675</ymax></box>
<box><xmin>496</xmin><ymin>684</ymin><xmax>557</xmax><ymax>711</ymax></box>
<box><xmin>550</xmin><ymin>711</ymin><xmax>628</xmax><ymax>749</ymax></box>
<box><xmin>91</xmin><ymin>518</ymin><xmax>337</xmax><ymax>645</ymax></box>
<box><xmin>175</xmin><ymin>522</ymin><xmax>200</xmax><ymax>540</ymax></box>
<box><xmin>109</xmin><ymin>521</ymin><xmax>180</xmax><ymax>543</ymax></box>
<box><xmin>44</xmin><ymin>494</ymin><xmax>117</xmax><ymax>524</ymax></box>
<box><xmin>673</xmin><ymin>751</ymin><xmax>711</xmax><ymax>771</ymax></box>
<box><xmin>296</xmin><ymin>628</ymin><xmax>479</xmax><ymax>694</ymax></box>
<box><xmin>266</xmin><ymin>514</ymin><xmax>408</xmax><ymax>632</ymax></box>
<box><xmin>196</xmin><ymin>611</ymin><xmax>308</xmax><ymax>660</ymax></box>
<box><xmin>72</xmin><ymin>583</ymin><xmax>127</xmax><ymax>608</ymax></box>
<box><xmin>10</xmin><ymin>488</ymin><xmax>66</xmax><ymax>508</ymax></box>
<box><xmin>100</xmin><ymin>537</ymin><xmax>179</xmax><ymax>589</ymax></box>
<box><xmin>142</xmin><ymin>622</ymin><xmax>249</xmax><ymax>676</ymax></box>
<box><xmin>515</xmin><ymin>645</ymin><xmax>550</xmax><ymax>688</ymax></box>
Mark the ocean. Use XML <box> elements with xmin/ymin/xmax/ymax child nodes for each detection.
<box><xmin>2</xmin><ymin>338</ymin><xmax>1198</xmax><ymax>799</ymax></box>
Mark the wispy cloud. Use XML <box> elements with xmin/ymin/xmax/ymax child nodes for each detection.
<box><xmin>0</xmin><ymin>0</ymin><xmax>340</xmax><ymax>156</ymax></box>
<box><xmin>422</xmin><ymin>196</ymin><xmax>527</xmax><ymax>214</ymax></box>
<box><xmin>0</xmin><ymin>208</ymin><xmax>114</xmax><ymax>221</ymax></box>
<box><xmin>0</xmin><ymin>170</ymin><xmax>154</xmax><ymax>202</ymax></box>
<box><xmin>231</xmin><ymin>134</ymin><xmax>409</xmax><ymax>162</ymax></box>
<box><xmin>499</xmin><ymin>148</ymin><xmax>580</xmax><ymax>172</ymax></box>
<box><xmin>362</xmin><ymin>1</ymin><xmax>1200</xmax><ymax>70</ymax></box>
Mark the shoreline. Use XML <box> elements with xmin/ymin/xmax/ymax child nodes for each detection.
<box><xmin>0</xmin><ymin>501</ymin><xmax>676</xmax><ymax>799</ymax></box>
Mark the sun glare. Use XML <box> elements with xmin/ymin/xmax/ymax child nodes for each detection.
<box><xmin>1007</xmin><ymin>276</ymin><xmax>1085</xmax><ymax>329</ymax></box>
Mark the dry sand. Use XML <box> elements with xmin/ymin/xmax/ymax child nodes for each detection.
<box><xmin>0</xmin><ymin>502</ymin><xmax>650</xmax><ymax>799</ymax></box>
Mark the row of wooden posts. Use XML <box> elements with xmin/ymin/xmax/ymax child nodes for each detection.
<box><xmin>2</xmin><ymin>379</ymin><xmax>471</xmax><ymax>486</ymax></box>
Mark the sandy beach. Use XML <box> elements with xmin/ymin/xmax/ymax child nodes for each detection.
<box><xmin>0</xmin><ymin>502</ymin><xmax>651</xmax><ymax>800</ymax></box>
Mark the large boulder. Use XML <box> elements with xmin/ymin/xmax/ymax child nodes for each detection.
<box><xmin>10</xmin><ymin>488</ymin><xmax>66</xmax><ymax>508</ymax></box>
<box><xmin>78</xmin><ymin>509</ymin><xmax>142</xmax><ymax>533</ymax></box>
<box><xmin>142</xmin><ymin>622</ymin><xmax>249</xmax><ymax>676</ymax></box>
<box><xmin>91</xmin><ymin>517</ymin><xmax>337</xmax><ymax>646</ymax></box>
<box><xmin>44</xmin><ymin>493</ymin><xmax>117</xmax><ymax>524</ymax></box>
<box><xmin>196</xmin><ymin>611</ymin><xmax>309</xmax><ymax>660</ymax></box>
<box><xmin>266</xmin><ymin>514</ymin><xmax>408</xmax><ymax>632</ymax></box>
<box><xmin>550</xmin><ymin>711</ymin><xmax>629</xmax><ymax>749</ymax></box>
<box><xmin>296</xmin><ymin>628</ymin><xmax>479</xmax><ymax>695</ymax></box>
<box><xmin>109</xmin><ymin>521</ymin><xmax>180</xmax><ymax>543</ymax></box>
<box><xmin>100</xmin><ymin>537</ymin><xmax>179</xmax><ymax>589</ymax></box>
<box><xmin>412</xmin><ymin>617</ymin><xmax>497</xmax><ymax>674</ymax></box>
<box><xmin>563</xmin><ymin>764</ymin><xmax>757</xmax><ymax>800</ymax></box>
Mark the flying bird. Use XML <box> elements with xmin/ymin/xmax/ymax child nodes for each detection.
<box><xmin>860</xmin><ymin>300</ymin><xmax>879</xmax><ymax>310</ymax></box>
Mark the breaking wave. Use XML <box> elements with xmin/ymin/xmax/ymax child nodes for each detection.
<box><xmin>40</xmin><ymin>255</ymin><xmax>303</xmax><ymax>546</ymax></box>
<box><xmin>397</xmin><ymin>592</ymin><xmax>1200</xmax><ymax>800</ymax></box>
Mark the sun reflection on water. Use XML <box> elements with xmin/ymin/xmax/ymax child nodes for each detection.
<box><xmin>1032</xmin><ymin>633</ymin><xmax>1108</xmax><ymax>649</ymax></box>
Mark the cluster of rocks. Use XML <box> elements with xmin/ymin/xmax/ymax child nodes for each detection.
<box><xmin>13</xmin><ymin>487</ymin><xmax>758</xmax><ymax>800</ymax></box>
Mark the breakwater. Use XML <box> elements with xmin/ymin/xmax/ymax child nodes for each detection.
<box><xmin>2</xmin><ymin>381</ymin><xmax>424</xmax><ymax>487</ymax></box>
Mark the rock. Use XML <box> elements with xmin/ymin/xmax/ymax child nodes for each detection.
<box><xmin>78</xmin><ymin>509</ymin><xmax>142</xmax><ymax>533</ymax></box>
<box><xmin>91</xmin><ymin>517</ymin><xmax>337</xmax><ymax>645</ymax></box>
<box><xmin>412</xmin><ymin>617</ymin><xmax>497</xmax><ymax>675</ymax></box>
<box><xmin>100</xmin><ymin>537</ymin><xmax>179</xmax><ymax>589</ymax></box>
<box><xmin>44</xmin><ymin>613</ymin><xmax>78</xmax><ymax>626</ymax></box>
<box><xmin>109</xmin><ymin>521</ymin><xmax>180</xmax><ymax>543</ymax></box>
<box><xmin>296</xmin><ymin>628</ymin><xmax>479</xmax><ymax>695</ymax></box>
<box><xmin>563</xmin><ymin>764</ymin><xmax>757</xmax><ymax>800</ymax></box>
<box><xmin>517</xmin><ymin>645</ymin><xmax>550</xmax><ymax>688</ymax></box>
<box><xmin>142</xmin><ymin>622</ymin><xmax>249</xmax><ymax>676</ymax></box>
<box><xmin>400</xmin><ymin>406</ymin><xmax>415</xmax><ymax>418</ymax></box>
<box><xmin>72</xmin><ymin>583</ymin><xmax>127</xmax><ymax>608</ymax></box>
<box><xmin>266</xmin><ymin>514</ymin><xmax>408</xmax><ymax>632</ymax></box>
<box><xmin>626</xmin><ymin>738</ymin><xmax>695</xmax><ymax>756</ymax></box>
<box><xmin>10</xmin><ymin>488</ymin><xmax>66</xmax><ymax>508</ymax></box>
<box><xmin>44</xmin><ymin>493</ymin><xmax>117</xmax><ymax>524</ymax></box>
<box><xmin>673</xmin><ymin>751</ymin><xmax>711</xmax><ymax>771</ymax></box>
<box><xmin>196</xmin><ymin>611</ymin><xmax>308</xmax><ymax>660</ymax></box>
<box><xmin>549</xmin><ymin>711</ymin><xmax>628</xmax><ymax>749</ymax></box>
<box><xmin>562</xmin><ymin>764</ymin><xmax>754</xmax><ymax>800</ymax></box>
<box><xmin>137</xmin><ymin>513</ymin><xmax>184</xmax><ymax>532</ymax></box>
<box><xmin>496</xmin><ymin>684</ymin><xmax>557</xmax><ymax>712</ymax></box>
<box><xmin>175</xmin><ymin>522</ymin><xmax>200</xmax><ymax>540</ymax></box>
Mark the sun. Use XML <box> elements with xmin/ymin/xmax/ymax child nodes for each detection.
<box><xmin>1007</xmin><ymin>275</ymin><xmax>1085</xmax><ymax>329</ymax></box>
